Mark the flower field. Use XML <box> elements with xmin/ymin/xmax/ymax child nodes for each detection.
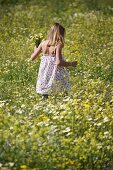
<box><xmin>0</xmin><ymin>0</ymin><xmax>113</xmax><ymax>169</ymax></box>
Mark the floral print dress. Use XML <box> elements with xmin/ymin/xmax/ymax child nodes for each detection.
<box><xmin>36</xmin><ymin>46</ymin><xmax>70</xmax><ymax>95</ymax></box>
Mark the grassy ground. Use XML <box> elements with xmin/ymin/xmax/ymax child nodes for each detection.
<box><xmin>0</xmin><ymin>0</ymin><xmax>113</xmax><ymax>169</ymax></box>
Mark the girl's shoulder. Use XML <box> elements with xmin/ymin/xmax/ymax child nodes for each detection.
<box><xmin>56</xmin><ymin>42</ymin><xmax>64</xmax><ymax>50</ymax></box>
<box><xmin>41</xmin><ymin>40</ymin><xmax>48</xmax><ymax>46</ymax></box>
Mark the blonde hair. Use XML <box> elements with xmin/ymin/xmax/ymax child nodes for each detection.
<box><xmin>47</xmin><ymin>23</ymin><xmax>65</xmax><ymax>46</ymax></box>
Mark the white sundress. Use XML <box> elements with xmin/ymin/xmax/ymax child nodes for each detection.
<box><xmin>36</xmin><ymin>53</ymin><xmax>71</xmax><ymax>95</ymax></box>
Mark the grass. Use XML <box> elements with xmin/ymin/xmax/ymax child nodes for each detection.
<box><xmin>0</xmin><ymin>0</ymin><xmax>113</xmax><ymax>169</ymax></box>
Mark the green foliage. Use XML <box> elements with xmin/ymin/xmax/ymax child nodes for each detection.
<box><xmin>0</xmin><ymin>0</ymin><xmax>113</xmax><ymax>170</ymax></box>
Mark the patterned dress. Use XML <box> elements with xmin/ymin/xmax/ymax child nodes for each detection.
<box><xmin>36</xmin><ymin>53</ymin><xmax>70</xmax><ymax>95</ymax></box>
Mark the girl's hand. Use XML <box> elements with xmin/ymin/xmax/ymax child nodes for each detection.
<box><xmin>31</xmin><ymin>43</ymin><xmax>42</xmax><ymax>61</ymax></box>
<box><xmin>71</xmin><ymin>61</ymin><xmax>78</xmax><ymax>67</ymax></box>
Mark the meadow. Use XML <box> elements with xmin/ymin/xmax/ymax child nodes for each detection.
<box><xmin>0</xmin><ymin>0</ymin><xmax>113</xmax><ymax>169</ymax></box>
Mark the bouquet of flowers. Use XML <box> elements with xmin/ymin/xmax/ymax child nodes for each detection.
<box><xmin>33</xmin><ymin>33</ymin><xmax>44</xmax><ymax>47</ymax></box>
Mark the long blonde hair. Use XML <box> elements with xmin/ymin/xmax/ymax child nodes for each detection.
<box><xmin>47</xmin><ymin>23</ymin><xmax>65</xmax><ymax>46</ymax></box>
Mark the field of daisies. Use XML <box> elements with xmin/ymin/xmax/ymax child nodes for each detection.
<box><xmin>0</xmin><ymin>0</ymin><xmax>113</xmax><ymax>169</ymax></box>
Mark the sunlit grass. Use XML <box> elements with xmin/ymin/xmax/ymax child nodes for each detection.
<box><xmin>0</xmin><ymin>0</ymin><xmax>113</xmax><ymax>169</ymax></box>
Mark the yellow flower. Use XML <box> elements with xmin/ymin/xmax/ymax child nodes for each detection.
<box><xmin>20</xmin><ymin>165</ymin><xmax>27</xmax><ymax>169</ymax></box>
<box><xmin>69</xmin><ymin>159</ymin><xmax>75</xmax><ymax>165</ymax></box>
<box><xmin>66</xmin><ymin>159</ymin><xmax>75</xmax><ymax>165</ymax></box>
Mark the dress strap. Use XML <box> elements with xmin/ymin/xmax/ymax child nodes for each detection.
<box><xmin>53</xmin><ymin>45</ymin><xmax>57</xmax><ymax>55</ymax></box>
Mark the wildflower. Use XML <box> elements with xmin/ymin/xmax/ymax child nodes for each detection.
<box><xmin>20</xmin><ymin>165</ymin><xmax>27</xmax><ymax>169</ymax></box>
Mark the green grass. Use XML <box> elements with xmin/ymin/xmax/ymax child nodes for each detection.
<box><xmin>0</xmin><ymin>0</ymin><xmax>113</xmax><ymax>169</ymax></box>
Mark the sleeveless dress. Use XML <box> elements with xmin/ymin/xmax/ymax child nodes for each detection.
<box><xmin>36</xmin><ymin>46</ymin><xmax>70</xmax><ymax>95</ymax></box>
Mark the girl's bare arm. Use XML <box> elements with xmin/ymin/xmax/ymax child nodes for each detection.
<box><xmin>56</xmin><ymin>44</ymin><xmax>77</xmax><ymax>67</ymax></box>
<box><xmin>31</xmin><ymin>43</ymin><xmax>42</xmax><ymax>61</ymax></box>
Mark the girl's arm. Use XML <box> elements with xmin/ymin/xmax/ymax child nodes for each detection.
<box><xmin>31</xmin><ymin>43</ymin><xmax>42</xmax><ymax>61</ymax></box>
<box><xmin>56</xmin><ymin>44</ymin><xmax>77</xmax><ymax>67</ymax></box>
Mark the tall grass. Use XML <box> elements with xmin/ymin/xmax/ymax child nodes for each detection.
<box><xmin>0</xmin><ymin>0</ymin><xmax>113</xmax><ymax>169</ymax></box>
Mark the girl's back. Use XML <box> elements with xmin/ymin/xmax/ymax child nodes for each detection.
<box><xmin>41</xmin><ymin>40</ymin><xmax>57</xmax><ymax>56</ymax></box>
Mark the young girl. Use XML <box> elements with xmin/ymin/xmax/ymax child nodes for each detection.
<box><xmin>31</xmin><ymin>23</ymin><xmax>77</xmax><ymax>99</ymax></box>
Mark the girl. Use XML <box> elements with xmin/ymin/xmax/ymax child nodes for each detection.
<box><xmin>31</xmin><ymin>23</ymin><xmax>77</xmax><ymax>99</ymax></box>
